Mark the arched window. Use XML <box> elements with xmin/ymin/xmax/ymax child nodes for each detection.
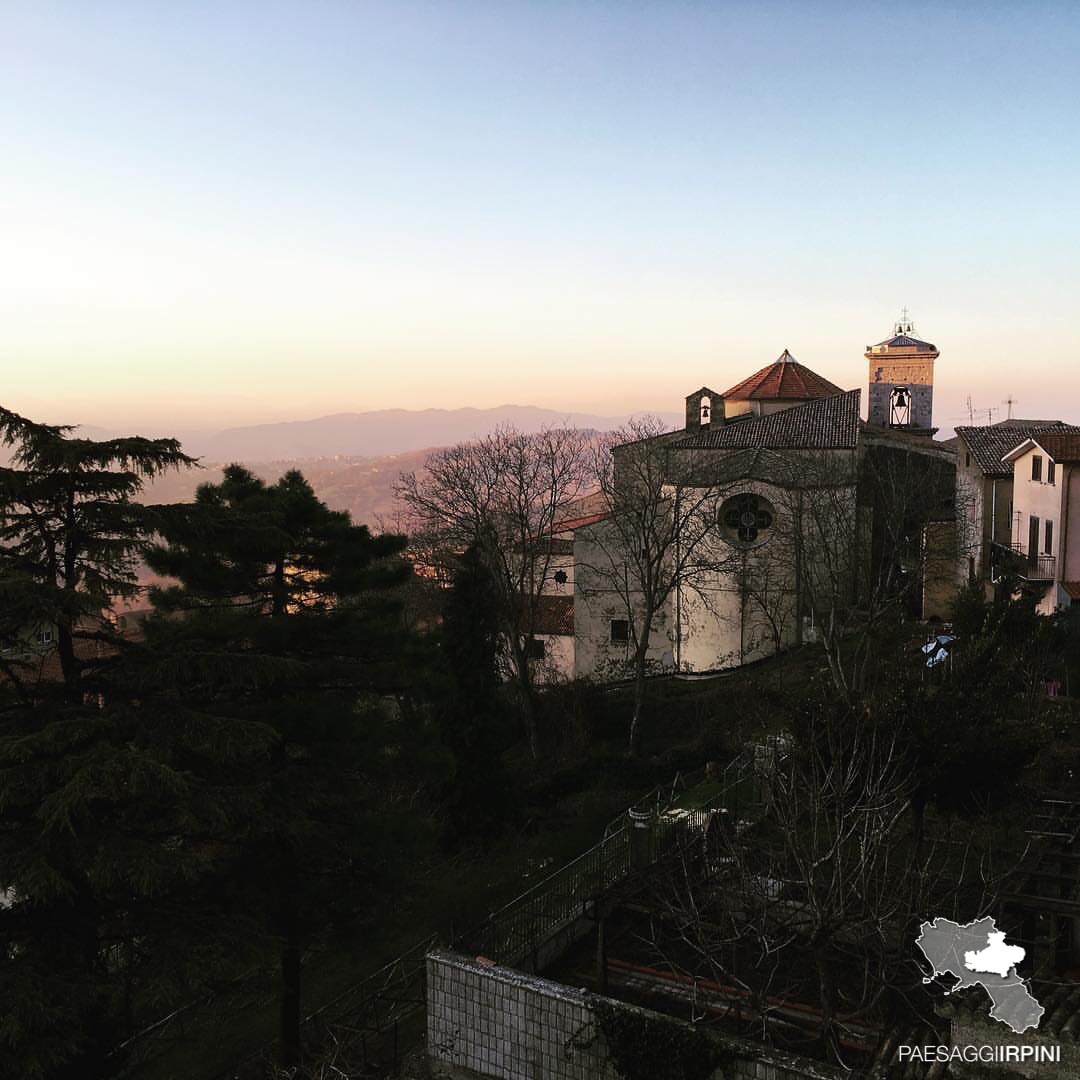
<box><xmin>889</xmin><ymin>386</ymin><xmax>911</xmax><ymax>427</ymax></box>
<box><xmin>720</xmin><ymin>493</ymin><xmax>775</xmax><ymax>545</ymax></box>
<box><xmin>700</xmin><ymin>395</ymin><xmax>712</xmax><ymax>425</ymax></box>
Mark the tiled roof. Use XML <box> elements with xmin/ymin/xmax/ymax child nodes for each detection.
<box><xmin>722</xmin><ymin>351</ymin><xmax>844</xmax><ymax>401</ymax></box>
<box><xmin>674</xmin><ymin>390</ymin><xmax>860</xmax><ymax>451</ymax></box>
<box><xmin>553</xmin><ymin>511</ymin><xmax>608</xmax><ymax>532</ymax></box>
<box><xmin>532</xmin><ymin>594</ymin><xmax>574</xmax><ymax>636</ymax></box>
<box><xmin>1034</xmin><ymin>433</ymin><xmax>1080</xmax><ymax>465</ymax></box>
<box><xmin>956</xmin><ymin>420</ymin><xmax>1075</xmax><ymax>477</ymax></box>
<box><xmin>872</xmin><ymin>333</ymin><xmax>937</xmax><ymax>350</ymax></box>
<box><xmin>1063</xmin><ymin>582</ymin><xmax>1080</xmax><ymax>601</ymax></box>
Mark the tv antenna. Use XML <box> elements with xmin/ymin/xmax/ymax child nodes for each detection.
<box><xmin>1003</xmin><ymin>394</ymin><xmax>1018</xmax><ymax>420</ymax></box>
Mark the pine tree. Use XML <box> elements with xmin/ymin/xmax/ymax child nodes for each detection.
<box><xmin>144</xmin><ymin>464</ymin><xmax>417</xmax><ymax>1067</ymax></box>
<box><xmin>438</xmin><ymin>542</ymin><xmax>516</xmax><ymax>840</ymax></box>
<box><xmin>0</xmin><ymin>408</ymin><xmax>202</xmax><ymax>1080</ymax></box>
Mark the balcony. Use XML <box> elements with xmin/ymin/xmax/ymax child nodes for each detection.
<box><xmin>990</xmin><ymin>542</ymin><xmax>1056</xmax><ymax>583</ymax></box>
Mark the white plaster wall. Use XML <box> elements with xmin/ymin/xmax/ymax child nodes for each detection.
<box><xmin>723</xmin><ymin>398</ymin><xmax>809</xmax><ymax>420</ymax></box>
<box><xmin>724</xmin><ymin>398</ymin><xmax>753</xmax><ymax>418</ymax></box>
<box><xmin>540</xmin><ymin>548</ymin><xmax>575</xmax><ymax>596</ymax></box>
<box><xmin>573</xmin><ymin>524</ymin><xmax>674</xmax><ymax>682</ymax></box>
<box><xmin>675</xmin><ymin>578</ymin><xmax>744</xmax><ymax>672</ymax></box>
<box><xmin>531</xmin><ymin>633</ymin><xmax>575</xmax><ymax>684</ymax></box>
<box><xmin>1009</xmin><ymin>446</ymin><xmax>1066</xmax><ymax>614</ymax></box>
<box><xmin>571</xmin><ymin>456</ymin><xmax>855</xmax><ymax>679</ymax></box>
<box><xmin>673</xmin><ymin>478</ymin><xmax>802</xmax><ymax>673</ymax></box>
<box><xmin>1010</xmin><ymin>446</ymin><xmax>1065</xmax><ymax>557</ymax></box>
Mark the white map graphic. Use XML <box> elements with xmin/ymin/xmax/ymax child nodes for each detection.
<box><xmin>916</xmin><ymin>917</ymin><xmax>1044</xmax><ymax>1034</ymax></box>
<box><xmin>965</xmin><ymin>931</ymin><xmax>1027</xmax><ymax>979</ymax></box>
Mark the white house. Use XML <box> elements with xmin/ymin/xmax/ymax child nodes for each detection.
<box><xmin>1001</xmin><ymin>432</ymin><xmax>1080</xmax><ymax>614</ymax></box>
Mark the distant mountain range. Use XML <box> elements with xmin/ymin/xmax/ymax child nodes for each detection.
<box><xmin>79</xmin><ymin>404</ymin><xmax>681</xmax><ymax>464</ymax></box>
<box><xmin>121</xmin><ymin>404</ymin><xmax>678</xmax><ymax>528</ymax></box>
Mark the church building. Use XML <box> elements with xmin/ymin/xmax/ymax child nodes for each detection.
<box><xmin>564</xmin><ymin>324</ymin><xmax>955</xmax><ymax>681</ymax></box>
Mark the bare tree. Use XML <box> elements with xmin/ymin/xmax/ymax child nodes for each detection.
<box><xmin>580</xmin><ymin>418</ymin><xmax>738</xmax><ymax>756</ymax></box>
<box><xmin>731</xmin><ymin>527</ymin><xmax>801</xmax><ymax>676</ymax></box>
<box><xmin>396</xmin><ymin>426</ymin><xmax>591</xmax><ymax>758</ymax></box>
<box><xmin>644</xmin><ymin>710</ymin><xmax>1012</xmax><ymax>1070</ymax></box>
<box><xmin>764</xmin><ymin>441</ymin><xmax>956</xmax><ymax>701</ymax></box>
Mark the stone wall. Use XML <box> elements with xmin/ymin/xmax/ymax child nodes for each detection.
<box><xmin>426</xmin><ymin>950</ymin><xmax>846</xmax><ymax>1080</ymax></box>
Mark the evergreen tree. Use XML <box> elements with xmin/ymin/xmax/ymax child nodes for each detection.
<box><xmin>438</xmin><ymin>542</ymin><xmax>516</xmax><ymax>840</ymax></box>
<box><xmin>0</xmin><ymin>408</ymin><xmax>202</xmax><ymax>1079</ymax></box>
<box><xmin>145</xmin><ymin>464</ymin><xmax>418</xmax><ymax>1067</ymax></box>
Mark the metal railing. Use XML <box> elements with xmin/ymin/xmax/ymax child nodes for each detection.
<box><xmin>1024</xmin><ymin>553</ymin><xmax>1057</xmax><ymax>581</ymax></box>
<box><xmin>296</xmin><ymin>933</ymin><xmax>438</xmax><ymax>1073</ymax></box>
<box><xmin>990</xmin><ymin>542</ymin><xmax>1056</xmax><ymax>583</ymax></box>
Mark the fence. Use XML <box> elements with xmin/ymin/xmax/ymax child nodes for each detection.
<box><xmin>299</xmin><ymin>933</ymin><xmax>438</xmax><ymax>1073</ymax></box>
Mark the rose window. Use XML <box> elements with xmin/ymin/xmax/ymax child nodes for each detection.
<box><xmin>721</xmin><ymin>494</ymin><xmax>774</xmax><ymax>544</ymax></box>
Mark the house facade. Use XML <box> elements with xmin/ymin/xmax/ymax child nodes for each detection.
<box><xmin>952</xmin><ymin>420</ymin><xmax>1076</xmax><ymax>594</ymax></box>
<box><xmin>1000</xmin><ymin>432</ymin><xmax>1080</xmax><ymax>614</ymax></box>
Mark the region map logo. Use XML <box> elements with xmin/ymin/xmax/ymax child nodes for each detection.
<box><xmin>916</xmin><ymin>917</ymin><xmax>1044</xmax><ymax>1034</ymax></box>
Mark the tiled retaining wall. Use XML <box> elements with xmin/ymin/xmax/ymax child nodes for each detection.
<box><xmin>426</xmin><ymin>950</ymin><xmax>845</xmax><ymax>1080</ymax></box>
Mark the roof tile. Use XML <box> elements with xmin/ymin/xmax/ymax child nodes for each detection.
<box><xmin>956</xmin><ymin>421</ymin><xmax>1077</xmax><ymax>477</ymax></box>
<box><xmin>674</xmin><ymin>390</ymin><xmax>860</xmax><ymax>451</ymax></box>
<box><xmin>1033</xmin><ymin>433</ymin><xmax>1080</xmax><ymax>465</ymax></box>
<box><xmin>722</xmin><ymin>352</ymin><xmax>844</xmax><ymax>401</ymax></box>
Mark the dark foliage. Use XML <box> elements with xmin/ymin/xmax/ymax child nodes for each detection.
<box><xmin>437</xmin><ymin>544</ymin><xmax>517</xmax><ymax>840</ymax></box>
<box><xmin>0</xmin><ymin>409</ymin><xmax>202</xmax><ymax>1080</ymax></box>
<box><xmin>592</xmin><ymin>998</ymin><xmax>720</xmax><ymax>1080</ymax></box>
<box><xmin>143</xmin><ymin>464</ymin><xmax>427</xmax><ymax>1067</ymax></box>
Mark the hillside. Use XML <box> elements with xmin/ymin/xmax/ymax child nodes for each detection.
<box><xmin>2</xmin><ymin>403</ymin><xmax>678</xmax><ymax>526</ymax></box>
<box><xmin>170</xmin><ymin>405</ymin><xmax>679</xmax><ymax>462</ymax></box>
<box><xmin>142</xmin><ymin>447</ymin><xmax>434</xmax><ymax>529</ymax></box>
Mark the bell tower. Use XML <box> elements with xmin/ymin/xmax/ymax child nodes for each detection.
<box><xmin>865</xmin><ymin>311</ymin><xmax>939</xmax><ymax>433</ymax></box>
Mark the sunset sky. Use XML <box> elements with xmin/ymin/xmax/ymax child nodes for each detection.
<box><xmin>3</xmin><ymin>2</ymin><xmax>1079</xmax><ymax>433</ymax></box>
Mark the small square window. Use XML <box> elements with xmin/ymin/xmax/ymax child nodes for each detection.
<box><xmin>1032</xmin><ymin>455</ymin><xmax>1043</xmax><ymax>482</ymax></box>
<box><xmin>553</xmin><ymin>570</ymin><xmax>568</xmax><ymax>585</ymax></box>
<box><xmin>610</xmin><ymin>619</ymin><xmax>629</xmax><ymax>643</ymax></box>
<box><xmin>36</xmin><ymin>628</ymin><xmax>53</xmax><ymax>646</ymax></box>
<box><xmin>526</xmin><ymin>637</ymin><xmax>545</xmax><ymax>660</ymax></box>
